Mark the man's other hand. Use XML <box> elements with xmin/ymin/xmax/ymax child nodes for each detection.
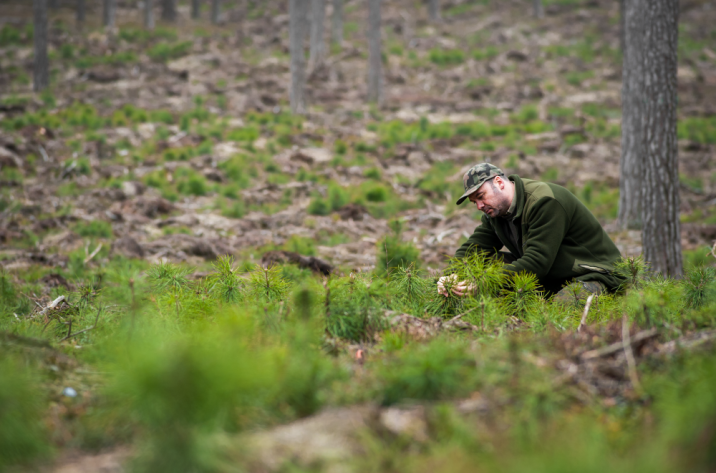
<box><xmin>437</xmin><ymin>274</ymin><xmax>474</xmax><ymax>297</ymax></box>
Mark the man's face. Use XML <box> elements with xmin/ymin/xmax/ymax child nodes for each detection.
<box><xmin>468</xmin><ymin>177</ymin><xmax>511</xmax><ymax>218</ymax></box>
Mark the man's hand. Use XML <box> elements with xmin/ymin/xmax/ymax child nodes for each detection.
<box><xmin>437</xmin><ymin>274</ymin><xmax>475</xmax><ymax>297</ymax></box>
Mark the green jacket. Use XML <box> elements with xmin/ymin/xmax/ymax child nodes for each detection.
<box><xmin>455</xmin><ymin>175</ymin><xmax>626</xmax><ymax>295</ymax></box>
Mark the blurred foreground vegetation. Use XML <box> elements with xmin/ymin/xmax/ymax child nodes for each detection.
<box><xmin>2</xmin><ymin>251</ymin><xmax>716</xmax><ymax>471</ymax></box>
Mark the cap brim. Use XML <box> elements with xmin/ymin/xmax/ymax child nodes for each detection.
<box><xmin>455</xmin><ymin>184</ymin><xmax>481</xmax><ymax>205</ymax></box>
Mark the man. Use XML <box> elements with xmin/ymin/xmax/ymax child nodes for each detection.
<box><xmin>438</xmin><ymin>163</ymin><xmax>626</xmax><ymax>300</ymax></box>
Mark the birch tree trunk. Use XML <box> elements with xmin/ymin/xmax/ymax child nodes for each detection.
<box><xmin>34</xmin><ymin>0</ymin><xmax>49</xmax><ymax>92</ymax></box>
<box><xmin>212</xmin><ymin>0</ymin><xmax>221</xmax><ymax>24</ymax></box>
<box><xmin>533</xmin><ymin>0</ymin><xmax>543</xmax><ymax>18</ymax></box>
<box><xmin>331</xmin><ymin>0</ymin><xmax>343</xmax><ymax>46</ymax></box>
<box><xmin>103</xmin><ymin>0</ymin><xmax>115</xmax><ymax>27</ymax></box>
<box><xmin>428</xmin><ymin>0</ymin><xmax>440</xmax><ymax>22</ymax></box>
<box><xmin>290</xmin><ymin>0</ymin><xmax>309</xmax><ymax>113</ymax></box>
<box><xmin>76</xmin><ymin>0</ymin><xmax>86</xmax><ymax>25</ymax></box>
<box><xmin>192</xmin><ymin>0</ymin><xmax>201</xmax><ymax>19</ymax></box>
<box><xmin>639</xmin><ymin>0</ymin><xmax>682</xmax><ymax>277</ymax></box>
<box><xmin>367</xmin><ymin>0</ymin><xmax>382</xmax><ymax>104</ymax></box>
<box><xmin>145</xmin><ymin>0</ymin><xmax>155</xmax><ymax>30</ymax></box>
<box><xmin>310</xmin><ymin>0</ymin><xmax>326</xmax><ymax>67</ymax></box>
<box><xmin>618</xmin><ymin>0</ymin><xmax>642</xmax><ymax>230</ymax></box>
<box><xmin>162</xmin><ymin>0</ymin><xmax>177</xmax><ymax>21</ymax></box>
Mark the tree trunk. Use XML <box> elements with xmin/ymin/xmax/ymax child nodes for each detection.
<box><xmin>367</xmin><ymin>0</ymin><xmax>382</xmax><ymax>103</ymax></box>
<box><xmin>331</xmin><ymin>0</ymin><xmax>342</xmax><ymax>45</ymax></box>
<box><xmin>49</xmin><ymin>0</ymin><xmax>58</xmax><ymax>10</ymax></box>
<box><xmin>310</xmin><ymin>0</ymin><xmax>326</xmax><ymax>67</ymax></box>
<box><xmin>533</xmin><ymin>0</ymin><xmax>543</xmax><ymax>18</ymax></box>
<box><xmin>34</xmin><ymin>0</ymin><xmax>49</xmax><ymax>93</ymax></box>
<box><xmin>618</xmin><ymin>0</ymin><xmax>642</xmax><ymax>230</ymax></box>
<box><xmin>103</xmin><ymin>0</ymin><xmax>116</xmax><ymax>27</ymax></box>
<box><xmin>211</xmin><ymin>0</ymin><xmax>221</xmax><ymax>23</ymax></box>
<box><xmin>145</xmin><ymin>0</ymin><xmax>155</xmax><ymax>29</ymax></box>
<box><xmin>289</xmin><ymin>0</ymin><xmax>309</xmax><ymax>114</ymax></box>
<box><xmin>76</xmin><ymin>0</ymin><xmax>86</xmax><ymax>25</ymax></box>
<box><xmin>192</xmin><ymin>0</ymin><xmax>201</xmax><ymax>19</ymax></box>
<box><xmin>162</xmin><ymin>0</ymin><xmax>177</xmax><ymax>21</ymax></box>
<box><xmin>639</xmin><ymin>0</ymin><xmax>682</xmax><ymax>277</ymax></box>
<box><xmin>619</xmin><ymin>0</ymin><xmax>625</xmax><ymax>54</ymax></box>
<box><xmin>428</xmin><ymin>0</ymin><xmax>440</xmax><ymax>21</ymax></box>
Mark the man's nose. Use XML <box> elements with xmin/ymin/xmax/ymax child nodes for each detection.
<box><xmin>476</xmin><ymin>201</ymin><xmax>484</xmax><ymax>210</ymax></box>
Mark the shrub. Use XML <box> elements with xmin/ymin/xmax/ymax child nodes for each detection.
<box><xmin>74</xmin><ymin>220</ymin><xmax>113</xmax><ymax>239</ymax></box>
<box><xmin>179</xmin><ymin>175</ymin><xmax>208</xmax><ymax>196</ymax></box>
<box><xmin>429</xmin><ymin>48</ymin><xmax>465</xmax><ymax>66</ymax></box>
<box><xmin>364</xmin><ymin>184</ymin><xmax>388</xmax><ymax>203</ymax></box>
<box><xmin>327</xmin><ymin>183</ymin><xmax>349</xmax><ymax>211</ymax></box>
<box><xmin>147</xmin><ymin>41</ymin><xmax>192</xmax><ymax>62</ymax></box>
<box><xmin>307</xmin><ymin>197</ymin><xmax>330</xmax><ymax>216</ymax></box>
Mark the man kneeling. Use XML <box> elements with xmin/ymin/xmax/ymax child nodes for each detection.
<box><xmin>438</xmin><ymin>163</ymin><xmax>626</xmax><ymax>301</ymax></box>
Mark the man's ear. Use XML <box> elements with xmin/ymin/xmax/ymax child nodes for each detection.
<box><xmin>494</xmin><ymin>176</ymin><xmax>505</xmax><ymax>190</ymax></box>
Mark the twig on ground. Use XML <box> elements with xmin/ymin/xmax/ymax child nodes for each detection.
<box><xmin>577</xmin><ymin>294</ymin><xmax>595</xmax><ymax>333</ymax></box>
<box><xmin>622</xmin><ymin>314</ymin><xmax>643</xmax><ymax>393</ymax></box>
<box><xmin>710</xmin><ymin>241</ymin><xmax>716</xmax><ymax>260</ymax></box>
<box><xmin>580</xmin><ymin>328</ymin><xmax>658</xmax><ymax>360</ymax></box>
<box><xmin>83</xmin><ymin>243</ymin><xmax>103</xmax><ymax>264</ymax></box>
<box><xmin>38</xmin><ymin>295</ymin><xmax>68</xmax><ymax>316</ymax></box>
<box><xmin>60</xmin><ymin>304</ymin><xmax>103</xmax><ymax>342</ymax></box>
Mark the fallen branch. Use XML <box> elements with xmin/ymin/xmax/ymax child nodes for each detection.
<box><xmin>60</xmin><ymin>305</ymin><xmax>103</xmax><ymax>342</ymax></box>
<box><xmin>38</xmin><ymin>295</ymin><xmax>68</xmax><ymax>316</ymax></box>
<box><xmin>577</xmin><ymin>294</ymin><xmax>595</xmax><ymax>333</ymax></box>
<box><xmin>622</xmin><ymin>314</ymin><xmax>642</xmax><ymax>393</ymax></box>
<box><xmin>580</xmin><ymin>328</ymin><xmax>658</xmax><ymax>360</ymax></box>
<box><xmin>83</xmin><ymin>243</ymin><xmax>103</xmax><ymax>264</ymax></box>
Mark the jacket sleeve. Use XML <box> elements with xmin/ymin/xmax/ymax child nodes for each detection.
<box><xmin>454</xmin><ymin>214</ymin><xmax>504</xmax><ymax>259</ymax></box>
<box><xmin>504</xmin><ymin>198</ymin><xmax>568</xmax><ymax>278</ymax></box>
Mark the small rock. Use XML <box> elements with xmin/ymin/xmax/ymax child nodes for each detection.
<box><xmin>570</xmin><ymin>143</ymin><xmax>592</xmax><ymax>158</ymax></box>
<box><xmin>121</xmin><ymin>180</ymin><xmax>145</xmax><ymax>197</ymax></box>
<box><xmin>506</xmin><ymin>50</ymin><xmax>529</xmax><ymax>62</ymax></box>
<box><xmin>62</xmin><ymin>387</ymin><xmax>78</xmax><ymax>398</ymax></box>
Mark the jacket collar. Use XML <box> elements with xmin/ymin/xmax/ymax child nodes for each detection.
<box><xmin>508</xmin><ymin>175</ymin><xmax>525</xmax><ymax>220</ymax></box>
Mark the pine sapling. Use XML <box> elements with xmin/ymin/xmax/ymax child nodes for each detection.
<box><xmin>500</xmin><ymin>272</ymin><xmax>543</xmax><ymax>319</ymax></box>
<box><xmin>683</xmin><ymin>266</ymin><xmax>716</xmax><ymax>309</ymax></box>
<box><xmin>248</xmin><ymin>264</ymin><xmax>291</xmax><ymax>303</ymax></box>
<box><xmin>207</xmin><ymin>255</ymin><xmax>243</xmax><ymax>303</ymax></box>
<box><xmin>147</xmin><ymin>261</ymin><xmax>194</xmax><ymax>316</ymax></box>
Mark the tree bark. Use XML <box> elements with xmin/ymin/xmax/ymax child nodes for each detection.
<box><xmin>618</xmin><ymin>0</ymin><xmax>642</xmax><ymax>230</ymax></box>
<box><xmin>192</xmin><ymin>0</ymin><xmax>201</xmax><ymax>19</ymax></box>
<box><xmin>34</xmin><ymin>0</ymin><xmax>49</xmax><ymax>93</ymax></box>
<box><xmin>49</xmin><ymin>0</ymin><xmax>58</xmax><ymax>10</ymax></box>
<box><xmin>145</xmin><ymin>0</ymin><xmax>155</xmax><ymax>30</ymax></box>
<box><xmin>211</xmin><ymin>0</ymin><xmax>221</xmax><ymax>23</ymax></box>
<box><xmin>619</xmin><ymin>0</ymin><xmax>625</xmax><ymax>54</ymax></box>
<box><xmin>76</xmin><ymin>0</ymin><xmax>85</xmax><ymax>25</ymax></box>
<box><xmin>289</xmin><ymin>0</ymin><xmax>309</xmax><ymax>114</ymax></box>
<box><xmin>162</xmin><ymin>0</ymin><xmax>177</xmax><ymax>21</ymax></box>
<box><xmin>428</xmin><ymin>0</ymin><xmax>440</xmax><ymax>21</ymax></box>
<box><xmin>533</xmin><ymin>0</ymin><xmax>543</xmax><ymax>18</ymax></box>
<box><xmin>331</xmin><ymin>0</ymin><xmax>343</xmax><ymax>45</ymax></box>
<box><xmin>103</xmin><ymin>0</ymin><xmax>116</xmax><ymax>27</ymax></box>
<box><xmin>639</xmin><ymin>0</ymin><xmax>682</xmax><ymax>277</ymax></box>
<box><xmin>310</xmin><ymin>0</ymin><xmax>326</xmax><ymax>67</ymax></box>
<box><xmin>367</xmin><ymin>0</ymin><xmax>382</xmax><ymax>104</ymax></box>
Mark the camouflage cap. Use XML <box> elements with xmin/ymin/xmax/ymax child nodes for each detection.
<box><xmin>456</xmin><ymin>163</ymin><xmax>505</xmax><ymax>205</ymax></box>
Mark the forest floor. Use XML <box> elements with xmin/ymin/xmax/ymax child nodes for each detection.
<box><xmin>1</xmin><ymin>0</ymin><xmax>716</xmax><ymax>472</ymax></box>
